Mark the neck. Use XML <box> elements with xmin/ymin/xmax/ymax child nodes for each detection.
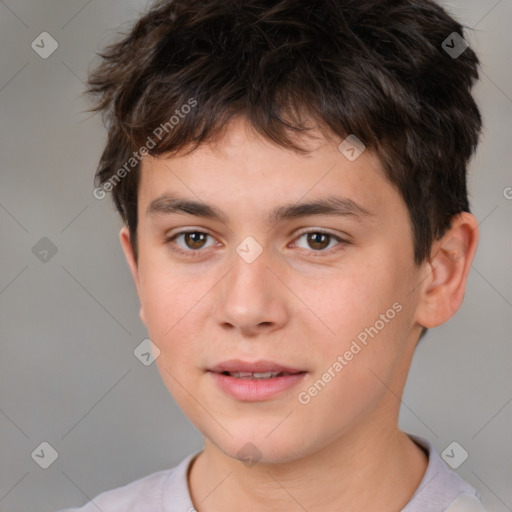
<box><xmin>188</xmin><ymin>422</ymin><xmax>428</xmax><ymax>512</ymax></box>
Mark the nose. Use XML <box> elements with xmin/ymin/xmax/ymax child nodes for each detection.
<box><xmin>213</xmin><ymin>245</ymin><xmax>289</xmax><ymax>337</ymax></box>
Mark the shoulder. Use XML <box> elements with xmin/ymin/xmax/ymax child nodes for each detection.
<box><xmin>402</xmin><ymin>434</ymin><xmax>487</xmax><ymax>512</ymax></box>
<box><xmin>57</xmin><ymin>452</ymin><xmax>199</xmax><ymax>512</ymax></box>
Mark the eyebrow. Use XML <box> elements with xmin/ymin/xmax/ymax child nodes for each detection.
<box><xmin>146</xmin><ymin>193</ymin><xmax>375</xmax><ymax>227</ymax></box>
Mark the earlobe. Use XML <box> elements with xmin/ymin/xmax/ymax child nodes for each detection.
<box><xmin>119</xmin><ymin>226</ymin><xmax>146</xmax><ymax>325</ymax></box>
<box><xmin>415</xmin><ymin>212</ymin><xmax>479</xmax><ymax>329</ymax></box>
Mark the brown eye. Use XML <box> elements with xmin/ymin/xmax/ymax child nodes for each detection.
<box><xmin>167</xmin><ymin>231</ymin><xmax>216</xmax><ymax>255</ymax></box>
<box><xmin>306</xmin><ymin>232</ymin><xmax>331</xmax><ymax>251</ymax></box>
<box><xmin>183</xmin><ymin>232</ymin><xmax>208</xmax><ymax>250</ymax></box>
<box><xmin>294</xmin><ymin>230</ymin><xmax>343</xmax><ymax>252</ymax></box>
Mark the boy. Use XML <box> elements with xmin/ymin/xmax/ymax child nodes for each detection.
<box><xmin>61</xmin><ymin>0</ymin><xmax>486</xmax><ymax>510</ymax></box>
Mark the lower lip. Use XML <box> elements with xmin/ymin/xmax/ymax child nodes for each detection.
<box><xmin>209</xmin><ymin>371</ymin><xmax>307</xmax><ymax>402</ymax></box>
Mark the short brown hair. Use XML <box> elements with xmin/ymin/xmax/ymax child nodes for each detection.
<box><xmin>87</xmin><ymin>0</ymin><xmax>482</xmax><ymax>266</ymax></box>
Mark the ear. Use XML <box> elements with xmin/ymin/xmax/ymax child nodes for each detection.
<box><xmin>415</xmin><ymin>212</ymin><xmax>479</xmax><ymax>329</ymax></box>
<box><xmin>119</xmin><ymin>225</ymin><xmax>146</xmax><ymax>325</ymax></box>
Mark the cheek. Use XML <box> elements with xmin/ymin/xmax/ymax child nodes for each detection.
<box><xmin>300</xmin><ymin>260</ymin><xmax>413</xmax><ymax>384</ymax></box>
<box><xmin>301</xmin><ymin>262</ymin><xmax>401</xmax><ymax>340</ymax></box>
<box><xmin>137</xmin><ymin>269</ymin><xmax>203</xmax><ymax>378</ymax></box>
<box><xmin>138</xmin><ymin>257</ymin><xmax>198</xmax><ymax>334</ymax></box>
<box><xmin>294</xmin><ymin>301</ymin><xmax>409</xmax><ymax>439</ymax></box>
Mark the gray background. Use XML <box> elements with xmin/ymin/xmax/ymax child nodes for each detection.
<box><xmin>0</xmin><ymin>1</ymin><xmax>510</xmax><ymax>510</ymax></box>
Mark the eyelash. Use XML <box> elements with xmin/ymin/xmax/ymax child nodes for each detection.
<box><xmin>165</xmin><ymin>229</ymin><xmax>348</xmax><ymax>258</ymax></box>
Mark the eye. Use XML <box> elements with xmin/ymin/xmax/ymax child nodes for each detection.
<box><xmin>166</xmin><ymin>228</ymin><xmax>347</xmax><ymax>258</ymax></box>
<box><xmin>166</xmin><ymin>230</ymin><xmax>217</xmax><ymax>255</ymax></box>
<box><xmin>292</xmin><ymin>230</ymin><xmax>346</xmax><ymax>253</ymax></box>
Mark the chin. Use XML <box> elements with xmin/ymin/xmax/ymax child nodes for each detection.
<box><xmin>205</xmin><ymin>424</ymin><xmax>315</xmax><ymax>466</ymax></box>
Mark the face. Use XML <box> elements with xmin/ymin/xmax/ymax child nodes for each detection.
<box><xmin>121</xmin><ymin>117</ymin><xmax>428</xmax><ymax>464</ymax></box>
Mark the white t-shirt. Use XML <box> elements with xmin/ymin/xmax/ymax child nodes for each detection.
<box><xmin>58</xmin><ymin>434</ymin><xmax>486</xmax><ymax>512</ymax></box>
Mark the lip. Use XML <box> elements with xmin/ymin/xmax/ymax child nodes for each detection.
<box><xmin>209</xmin><ymin>359</ymin><xmax>305</xmax><ymax>374</ymax></box>
<box><xmin>208</xmin><ymin>359</ymin><xmax>307</xmax><ymax>402</ymax></box>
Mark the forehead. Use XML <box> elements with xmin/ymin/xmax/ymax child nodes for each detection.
<box><xmin>137</xmin><ymin>118</ymin><xmax>402</xmax><ymax>224</ymax></box>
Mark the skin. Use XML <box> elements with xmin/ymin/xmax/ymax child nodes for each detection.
<box><xmin>120</xmin><ymin>117</ymin><xmax>479</xmax><ymax>511</ymax></box>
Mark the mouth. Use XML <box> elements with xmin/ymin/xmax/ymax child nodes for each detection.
<box><xmin>207</xmin><ymin>359</ymin><xmax>307</xmax><ymax>401</ymax></box>
<box><xmin>218</xmin><ymin>370</ymin><xmax>301</xmax><ymax>379</ymax></box>
<box><xmin>209</xmin><ymin>359</ymin><xmax>306</xmax><ymax>377</ymax></box>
